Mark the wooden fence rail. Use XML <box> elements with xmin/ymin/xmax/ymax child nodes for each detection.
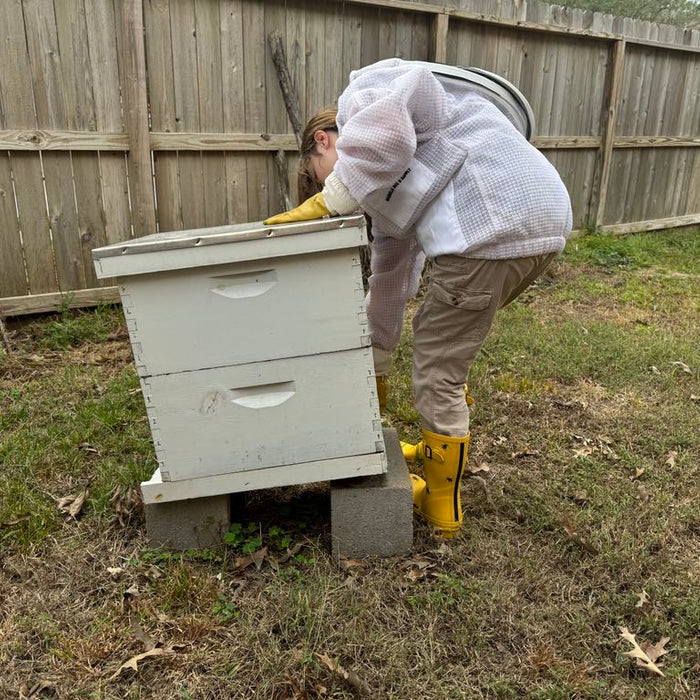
<box><xmin>1</xmin><ymin>0</ymin><xmax>699</xmax><ymax>316</ymax></box>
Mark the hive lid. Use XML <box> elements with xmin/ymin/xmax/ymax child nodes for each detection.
<box><xmin>93</xmin><ymin>215</ymin><xmax>366</xmax><ymax>259</ymax></box>
<box><xmin>92</xmin><ymin>215</ymin><xmax>367</xmax><ymax>278</ymax></box>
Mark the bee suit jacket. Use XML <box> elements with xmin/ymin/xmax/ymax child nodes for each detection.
<box><xmin>330</xmin><ymin>58</ymin><xmax>573</xmax><ymax>351</ymax></box>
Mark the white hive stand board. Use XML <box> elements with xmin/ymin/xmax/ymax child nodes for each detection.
<box><xmin>92</xmin><ymin>216</ymin><xmax>386</xmax><ymax>505</ymax></box>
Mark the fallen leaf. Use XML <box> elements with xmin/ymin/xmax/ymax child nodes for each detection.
<box><xmin>108</xmin><ymin>644</ymin><xmax>185</xmax><ymax>681</ymax></box>
<box><xmin>635</xmin><ymin>590</ymin><xmax>651</xmax><ymax>609</ymax></box>
<box><xmin>337</xmin><ymin>558</ymin><xmax>365</xmax><ymax>574</ymax></box>
<box><xmin>631</xmin><ymin>467</ymin><xmax>645</xmax><ymax>480</ymax></box>
<box><xmin>671</xmin><ymin>360</ymin><xmax>693</xmax><ymax>375</ymax></box>
<box><xmin>636</xmin><ymin>484</ymin><xmax>650</xmax><ymax>501</ymax></box>
<box><xmin>1</xmin><ymin>514</ymin><xmax>30</xmax><ymax>527</ymax></box>
<box><xmin>431</xmin><ymin>543</ymin><xmax>452</xmax><ymax>557</ymax></box>
<box><xmin>316</xmin><ymin>653</ymin><xmax>371</xmax><ymax>695</ymax></box>
<box><xmin>106</xmin><ymin>567</ymin><xmax>125</xmax><ymax>578</ymax></box>
<box><xmin>665</xmin><ymin>451</ymin><xmax>678</xmax><ymax>468</ymax></box>
<box><xmin>57</xmin><ymin>489</ymin><xmax>88</xmax><ymax>519</ymax></box>
<box><xmin>573</xmin><ymin>447</ymin><xmax>594</xmax><ymax>458</ymax></box>
<box><xmin>572</xmin><ymin>490</ymin><xmax>589</xmax><ymax>505</ymax></box>
<box><xmin>511</xmin><ymin>449</ymin><xmax>540</xmax><ymax>459</ymax></box>
<box><xmin>233</xmin><ymin>546</ymin><xmax>268</xmax><ymax>572</ymax></box>
<box><xmin>691</xmin><ymin>395</ymin><xmax>700</xmax><ymax>403</ymax></box>
<box><xmin>468</xmin><ymin>462</ymin><xmax>490</xmax><ymax>474</ymax></box>
<box><xmin>641</xmin><ymin>637</ymin><xmax>670</xmax><ymax>664</ymax></box>
<box><xmin>110</xmin><ymin>486</ymin><xmax>143</xmax><ymax>527</ymax></box>
<box><xmin>619</xmin><ymin>627</ymin><xmax>665</xmax><ymax>676</ymax></box>
<box><xmin>19</xmin><ymin>680</ymin><xmax>57</xmax><ymax>699</ymax></box>
<box><xmin>561</xmin><ymin>511</ymin><xmax>598</xmax><ymax>555</ymax></box>
<box><xmin>274</xmin><ymin>542</ymin><xmax>303</xmax><ymax>566</ymax></box>
<box><xmin>492</xmin><ymin>436</ymin><xmax>507</xmax><ymax>446</ymax></box>
<box><xmin>650</xmin><ymin>366</ymin><xmax>661</xmax><ymax>375</ymax></box>
<box><xmin>78</xmin><ymin>442</ymin><xmax>99</xmax><ymax>454</ymax></box>
<box><xmin>401</xmin><ymin>556</ymin><xmax>434</xmax><ymax>582</ymax></box>
<box><xmin>131</xmin><ymin>620</ymin><xmax>157</xmax><ymax>651</ymax></box>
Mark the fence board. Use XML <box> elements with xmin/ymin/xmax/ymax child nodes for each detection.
<box><xmin>85</xmin><ymin>0</ymin><xmax>131</xmax><ymax>248</ymax></box>
<box><xmin>196</xmin><ymin>0</ymin><xmax>228</xmax><ymax>225</ymax></box>
<box><xmin>0</xmin><ymin>0</ymin><xmax>55</xmax><ymax>295</ymax></box>
<box><xmin>58</xmin><ymin>0</ymin><xmax>110</xmax><ymax>288</ymax></box>
<box><xmin>242</xmin><ymin>0</ymin><xmax>267</xmax><ymax>220</ymax></box>
<box><xmin>221</xmin><ymin>0</ymin><xmax>249</xmax><ymax>221</ymax></box>
<box><xmin>265</xmin><ymin>1</ymin><xmax>288</xmax><ymax>215</ymax></box>
<box><xmin>23</xmin><ymin>0</ymin><xmax>83</xmax><ymax>292</ymax></box>
<box><xmin>145</xmin><ymin>0</ymin><xmax>183</xmax><ymax>231</ymax></box>
<box><xmin>171</xmin><ymin>0</ymin><xmax>206</xmax><ymax>229</ymax></box>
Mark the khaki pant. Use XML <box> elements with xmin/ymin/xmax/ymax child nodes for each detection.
<box><xmin>412</xmin><ymin>253</ymin><xmax>557</xmax><ymax>437</ymax></box>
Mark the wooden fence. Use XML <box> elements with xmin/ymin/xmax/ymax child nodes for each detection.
<box><xmin>1</xmin><ymin>0</ymin><xmax>699</xmax><ymax>316</ymax></box>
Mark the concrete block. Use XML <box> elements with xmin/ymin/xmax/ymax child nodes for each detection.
<box><xmin>331</xmin><ymin>427</ymin><xmax>413</xmax><ymax>559</ymax></box>
<box><xmin>145</xmin><ymin>494</ymin><xmax>231</xmax><ymax>550</ymax></box>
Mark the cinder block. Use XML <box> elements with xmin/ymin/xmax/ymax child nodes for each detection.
<box><xmin>145</xmin><ymin>494</ymin><xmax>231</xmax><ymax>550</ymax></box>
<box><xmin>331</xmin><ymin>427</ymin><xmax>413</xmax><ymax>559</ymax></box>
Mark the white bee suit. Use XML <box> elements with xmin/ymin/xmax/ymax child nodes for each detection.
<box><xmin>331</xmin><ymin>58</ymin><xmax>572</xmax><ymax>355</ymax></box>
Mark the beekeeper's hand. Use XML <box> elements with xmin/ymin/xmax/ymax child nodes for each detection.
<box><xmin>264</xmin><ymin>172</ymin><xmax>359</xmax><ymax>225</ymax></box>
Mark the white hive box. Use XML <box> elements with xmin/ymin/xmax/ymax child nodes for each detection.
<box><xmin>92</xmin><ymin>215</ymin><xmax>386</xmax><ymax>504</ymax></box>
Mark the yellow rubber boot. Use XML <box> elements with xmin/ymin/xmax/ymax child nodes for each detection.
<box><xmin>411</xmin><ymin>429</ymin><xmax>471</xmax><ymax>536</ymax></box>
<box><xmin>404</xmin><ymin>389</ymin><xmax>472</xmax><ymax>462</ymax></box>
<box><xmin>401</xmin><ymin>439</ymin><xmax>424</xmax><ymax>463</ymax></box>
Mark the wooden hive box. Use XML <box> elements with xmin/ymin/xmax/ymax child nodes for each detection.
<box><xmin>93</xmin><ymin>215</ymin><xmax>386</xmax><ymax>504</ymax></box>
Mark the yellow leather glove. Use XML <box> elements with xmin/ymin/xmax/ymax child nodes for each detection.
<box><xmin>263</xmin><ymin>193</ymin><xmax>330</xmax><ymax>225</ymax></box>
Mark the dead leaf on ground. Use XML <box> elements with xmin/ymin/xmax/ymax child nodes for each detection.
<box><xmin>337</xmin><ymin>558</ymin><xmax>365</xmax><ymax>575</ymax></box>
<box><xmin>57</xmin><ymin>489</ymin><xmax>88</xmax><ymax>519</ymax></box>
<box><xmin>511</xmin><ymin>449</ymin><xmax>541</xmax><ymax>459</ymax></box>
<box><xmin>468</xmin><ymin>461</ymin><xmax>490</xmax><ymax>474</ymax></box>
<box><xmin>631</xmin><ymin>467</ymin><xmax>646</xmax><ymax>480</ymax></box>
<box><xmin>130</xmin><ymin>619</ymin><xmax>157</xmax><ymax>651</ymax></box>
<box><xmin>78</xmin><ymin>442</ymin><xmax>100</xmax><ymax>455</ymax></box>
<box><xmin>562</xmin><ymin>511</ymin><xmax>598</xmax><ymax>555</ymax></box>
<box><xmin>641</xmin><ymin>637</ymin><xmax>670</xmax><ymax>664</ymax></box>
<box><xmin>122</xmin><ymin>584</ymin><xmax>139</xmax><ymax>613</ymax></box>
<box><xmin>108</xmin><ymin>643</ymin><xmax>186</xmax><ymax>681</ymax></box>
<box><xmin>492</xmin><ymin>435</ymin><xmax>508</xmax><ymax>446</ymax></box>
<box><xmin>670</xmin><ymin>360</ymin><xmax>693</xmax><ymax>375</ymax></box>
<box><xmin>316</xmin><ymin>653</ymin><xmax>371</xmax><ymax>696</ymax></box>
<box><xmin>572</xmin><ymin>490</ymin><xmax>589</xmax><ymax>505</ymax></box>
<box><xmin>573</xmin><ymin>447</ymin><xmax>594</xmax><ymax>458</ymax></box>
<box><xmin>269</xmin><ymin>542</ymin><xmax>304</xmax><ymax>571</ymax></box>
<box><xmin>110</xmin><ymin>486</ymin><xmax>143</xmax><ymax>527</ymax></box>
<box><xmin>665</xmin><ymin>451</ymin><xmax>678</xmax><ymax>468</ymax></box>
<box><xmin>2</xmin><ymin>514</ymin><xmax>30</xmax><ymax>527</ymax></box>
<box><xmin>19</xmin><ymin>680</ymin><xmax>57</xmax><ymax>699</ymax></box>
<box><xmin>650</xmin><ymin>366</ymin><xmax>661</xmax><ymax>375</ymax></box>
<box><xmin>635</xmin><ymin>590</ymin><xmax>651</xmax><ymax>609</ymax></box>
<box><xmin>619</xmin><ymin>627</ymin><xmax>667</xmax><ymax>677</ymax></box>
<box><xmin>233</xmin><ymin>546</ymin><xmax>268</xmax><ymax>572</ymax></box>
<box><xmin>401</xmin><ymin>556</ymin><xmax>435</xmax><ymax>582</ymax></box>
<box><xmin>106</xmin><ymin>566</ymin><xmax>125</xmax><ymax>579</ymax></box>
<box><xmin>691</xmin><ymin>395</ymin><xmax>700</xmax><ymax>403</ymax></box>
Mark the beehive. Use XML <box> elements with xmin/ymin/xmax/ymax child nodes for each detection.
<box><xmin>93</xmin><ymin>215</ymin><xmax>385</xmax><ymax>504</ymax></box>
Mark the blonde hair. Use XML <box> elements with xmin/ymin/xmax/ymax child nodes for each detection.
<box><xmin>297</xmin><ymin>107</ymin><xmax>338</xmax><ymax>203</ymax></box>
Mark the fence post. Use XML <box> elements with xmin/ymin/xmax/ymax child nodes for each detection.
<box><xmin>595</xmin><ymin>38</ymin><xmax>626</xmax><ymax>231</ymax></box>
<box><xmin>122</xmin><ymin>0</ymin><xmax>157</xmax><ymax>237</ymax></box>
<box><xmin>430</xmin><ymin>12</ymin><xmax>450</xmax><ymax>63</ymax></box>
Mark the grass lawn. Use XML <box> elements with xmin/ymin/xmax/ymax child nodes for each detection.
<box><xmin>1</xmin><ymin>229</ymin><xmax>699</xmax><ymax>699</ymax></box>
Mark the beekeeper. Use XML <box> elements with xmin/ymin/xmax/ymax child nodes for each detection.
<box><xmin>265</xmin><ymin>58</ymin><xmax>573</xmax><ymax>537</ymax></box>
